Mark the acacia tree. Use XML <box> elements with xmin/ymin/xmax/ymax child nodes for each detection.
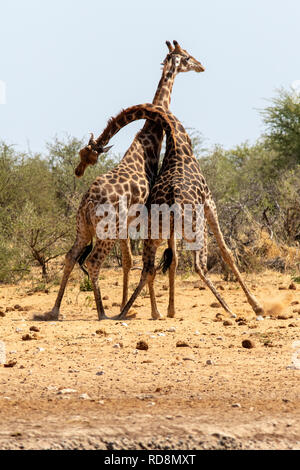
<box><xmin>261</xmin><ymin>88</ymin><xmax>300</xmax><ymax>168</ymax></box>
<box><xmin>0</xmin><ymin>137</ymin><xmax>117</xmax><ymax>282</ymax></box>
<box><xmin>48</xmin><ymin>136</ymin><xmax>116</xmax><ymax>217</ymax></box>
<box><xmin>11</xmin><ymin>201</ymin><xmax>69</xmax><ymax>280</ymax></box>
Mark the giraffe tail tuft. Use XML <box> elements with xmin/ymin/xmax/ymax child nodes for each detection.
<box><xmin>159</xmin><ymin>248</ymin><xmax>173</xmax><ymax>274</ymax></box>
<box><xmin>77</xmin><ymin>242</ymin><xmax>93</xmax><ymax>276</ymax></box>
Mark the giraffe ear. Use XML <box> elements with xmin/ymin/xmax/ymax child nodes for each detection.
<box><xmin>102</xmin><ymin>145</ymin><xmax>113</xmax><ymax>154</ymax></box>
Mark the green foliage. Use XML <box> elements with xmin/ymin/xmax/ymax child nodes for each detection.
<box><xmin>48</xmin><ymin>136</ymin><xmax>116</xmax><ymax>216</ymax></box>
<box><xmin>0</xmin><ymin>137</ymin><xmax>116</xmax><ymax>283</ymax></box>
<box><xmin>196</xmin><ymin>124</ymin><xmax>300</xmax><ymax>273</ymax></box>
<box><xmin>261</xmin><ymin>88</ymin><xmax>300</xmax><ymax>168</ymax></box>
<box><xmin>29</xmin><ymin>281</ymin><xmax>48</xmax><ymax>293</ymax></box>
<box><xmin>10</xmin><ymin>201</ymin><xmax>69</xmax><ymax>280</ymax></box>
<box><xmin>1</xmin><ymin>86</ymin><xmax>300</xmax><ymax>282</ymax></box>
<box><xmin>198</xmin><ymin>139</ymin><xmax>300</xmax><ymax>244</ymax></box>
<box><xmin>80</xmin><ymin>277</ymin><xmax>93</xmax><ymax>292</ymax></box>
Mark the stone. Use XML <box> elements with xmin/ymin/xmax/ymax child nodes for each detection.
<box><xmin>242</xmin><ymin>339</ymin><xmax>255</xmax><ymax>349</ymax></box>
<box><xmin>136</xmin><ymin>340</ymin><xmax>149</xmax><ymax>351</ymax></box>
<box><xmin>176</xmin><ymin>341</ymin><xmax>189</xmax><ymax>348</ymax></box>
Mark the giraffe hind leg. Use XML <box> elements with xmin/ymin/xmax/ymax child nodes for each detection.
<box><xmin>193</xmin><ymin>250</ymin><xmax>234</xmax><ymax>316</ymax></box>
<box><xmin>199</xmin><ymin>221</ymin><xmax>208</xmax><ymax>275</ymax></box>
<box><xmin>119</xmin><ymin>239</ymin><xmax>133</xmax><ymax>311</ymax></box>
<box><xmin>77</xmin><ymin>241</ymin><xmax>93</xmax><ymax>277</ymax></box>
<box><xmin>204</xmin><ymin>200</ymin><xmax>264</xmax><ymax>315</ymax></box>
<box><xmin>166</xmin><ymin>234</ymin><xmax>178</xmax><ymax>318</ymax></box>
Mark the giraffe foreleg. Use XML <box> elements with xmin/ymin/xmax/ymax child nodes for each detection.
<box><xmin>33</xmin><ymin>234</ymin><xmax>91</xmax><ymax>321</ymax></box>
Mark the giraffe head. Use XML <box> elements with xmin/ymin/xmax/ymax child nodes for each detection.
<box><xmin>75</xmin><ymin>134</ymin><xmax>112</xmax><ymax>177</ymax></box>
<box><xmin>163</xmin><ymin>40</ymin><xmax>205</xmax><ymax>74</ymax></box>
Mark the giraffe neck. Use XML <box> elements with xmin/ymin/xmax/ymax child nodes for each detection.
<box><xmin>96</xmin><ymin>104</ymin><xmax>177</xmax><ymax>152</ymax></box>
<box><xmin>152</xmin><ymin>67</ymin><xmax>176</xmax><ymax>110</ymax></box>
<box><xmin>95</xmin><ymin>63</ymin><xmax>177</xmax><ymax>185</ymax></box>
<box><xmin>138</xmin><ymin>65</ymin><xmax>176</xmax><ymax>184</ymax></box>
<box><xmin>97</xmin><ymin>66</ymin><xmax>176</xmax><ymax>151</ymax></box>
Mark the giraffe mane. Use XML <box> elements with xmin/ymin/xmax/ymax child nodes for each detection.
<box><xmin>96</xmin><ymin>104</ymin><xmax>178</xmax><ymax>152</ymax></box>
<box><xmin>76</xmin><ymin>104</ymin><xmax>178</xmax><ymax>178</ymax></box>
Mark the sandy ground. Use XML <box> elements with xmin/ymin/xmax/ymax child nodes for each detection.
<box><xmin>0</xmin><ymin>267</ymin><xmax>300</xmax><ymax>450</ymax></box>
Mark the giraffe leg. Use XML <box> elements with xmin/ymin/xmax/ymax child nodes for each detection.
<box><xmin>33</xmin><ymin>234</ymin><xmax>91</xmax><ymax>321</ymax></box>
<box><xmin>117</xmin><ymin>268</ymin><xmax>149</xmax><ymax>320</ymax></box>
<box><xmin>117</xmin><ymin>240</ymin><xmax>162</xmax><ymax>320</ymax></box>
<box><xmin>167</xmin><ymin>234</ymin><xmax>178</xmax><ymax>318</ymax></box>
<box><xmin>193</xmin><ymin>250</ymin><xmax>233</xmax><ymax>316</ymax></box>
<box><xmin>86</xmin><ymin>240</ymin><xmax>115</xmax><ymax>320</ymax></box>
<box><xmin>199</xmin><ymin>221</ymin><xmax>208</xmax><ymax>274</ymax></box>
<box><xmin>144</xmin><ymin>240</ymin><xmax>163</xmax><ymax>320</ymax></box>
<box><xmin>119</xmin><ymin>238</ymin><xmax>133</xmax><ymax>311</ymax></box>
<box><xmin>204</xmin><ymin>200</ymin><xmax>264</xmax><ymax>315</ymax></box>
<box><xmin>148</xmin><ymin>269</ymin><xmax>163</xmax><ymax>319</ymax></box>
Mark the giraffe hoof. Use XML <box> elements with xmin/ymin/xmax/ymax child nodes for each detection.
<box><xmin>167</xmin><ymin>312</ymin><xmax>175</xmax><ymax>318</ymax></box>
<box><xmin>152</xmin><ymin>312</ymin><xmax>164</xmax><ymax>320</ymax></box>
<box><xmin>98</xmin><ymin>314</ymin><xmax>110</xmax><ymax>320</ymax></box>
<box><xmin>254</xmin><ymin>306</ymin><xmax>264</xmax><ymax>315</ymax></box>
<box><xmin>115</xmin><ymin>311</ymin><xmax>128</xmax><ymax>320</ymax></box>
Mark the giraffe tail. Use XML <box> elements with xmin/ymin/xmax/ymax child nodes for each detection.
<box><xmin>158</xmin><ymin>248</ymin><xmax>173</xmax><ymax>274</ymax></box>
<box><xmin>76</xmin><ymin>241</ymin><xmax>93</xmax><ymax>277</ymax></box>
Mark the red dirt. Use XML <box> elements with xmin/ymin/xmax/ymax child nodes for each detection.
<box><xmin>0</xmin><ymin>269</ymin><xmax>299</xmax><ymax>449</ymax></box>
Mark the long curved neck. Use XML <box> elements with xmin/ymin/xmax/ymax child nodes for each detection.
<box><xmin>96</xmin><ymin>104</ymin><xmax>177</xmax><ymax>151</ymax></box>
<box><xmin>152</xmin><ymin>67</ymin><xmax>177</xmax><ymax>110</ymax></box>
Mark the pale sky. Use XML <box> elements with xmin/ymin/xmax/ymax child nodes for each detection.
<box><xmin>1</xmin><ymin>0</ymin><xmax>300</xmax><ymax>156</ymax></box>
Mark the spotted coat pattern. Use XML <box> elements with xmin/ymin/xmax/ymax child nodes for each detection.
<box><xmin>34</xmin><ymin>41</ymin><xmax>205</xmax><ymax>321</ymax></box>
<box><xmin>85</xmin><ymin>103</ymin><xmax>264</xmax><ymax>320</ymax></box>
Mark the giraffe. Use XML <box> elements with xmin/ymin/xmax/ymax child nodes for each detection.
<box><xmin>77</xmin><ymin>103</ymin><xmax>264</xmax><ymax>320</ymax></box>
<box><xmin>34</xmin><ymin>41</ymin><xmax>205</xmax><ymax>321</ymax></box>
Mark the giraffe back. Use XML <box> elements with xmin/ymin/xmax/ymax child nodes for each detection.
<box><xmin>149</xmin><ymin>111</ymin><xmax>211</xmax><ymax>208</ymax></box>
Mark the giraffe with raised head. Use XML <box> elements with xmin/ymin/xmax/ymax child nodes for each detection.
<box><xmin>79</xmin><ymin>103</ymin><xmax>264</xmax><ymax>319</ymax></box>
<box><xmin>34</xmin><ymin>41</ymin><xmax>205</xmax><ymax>321</ymax></box>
